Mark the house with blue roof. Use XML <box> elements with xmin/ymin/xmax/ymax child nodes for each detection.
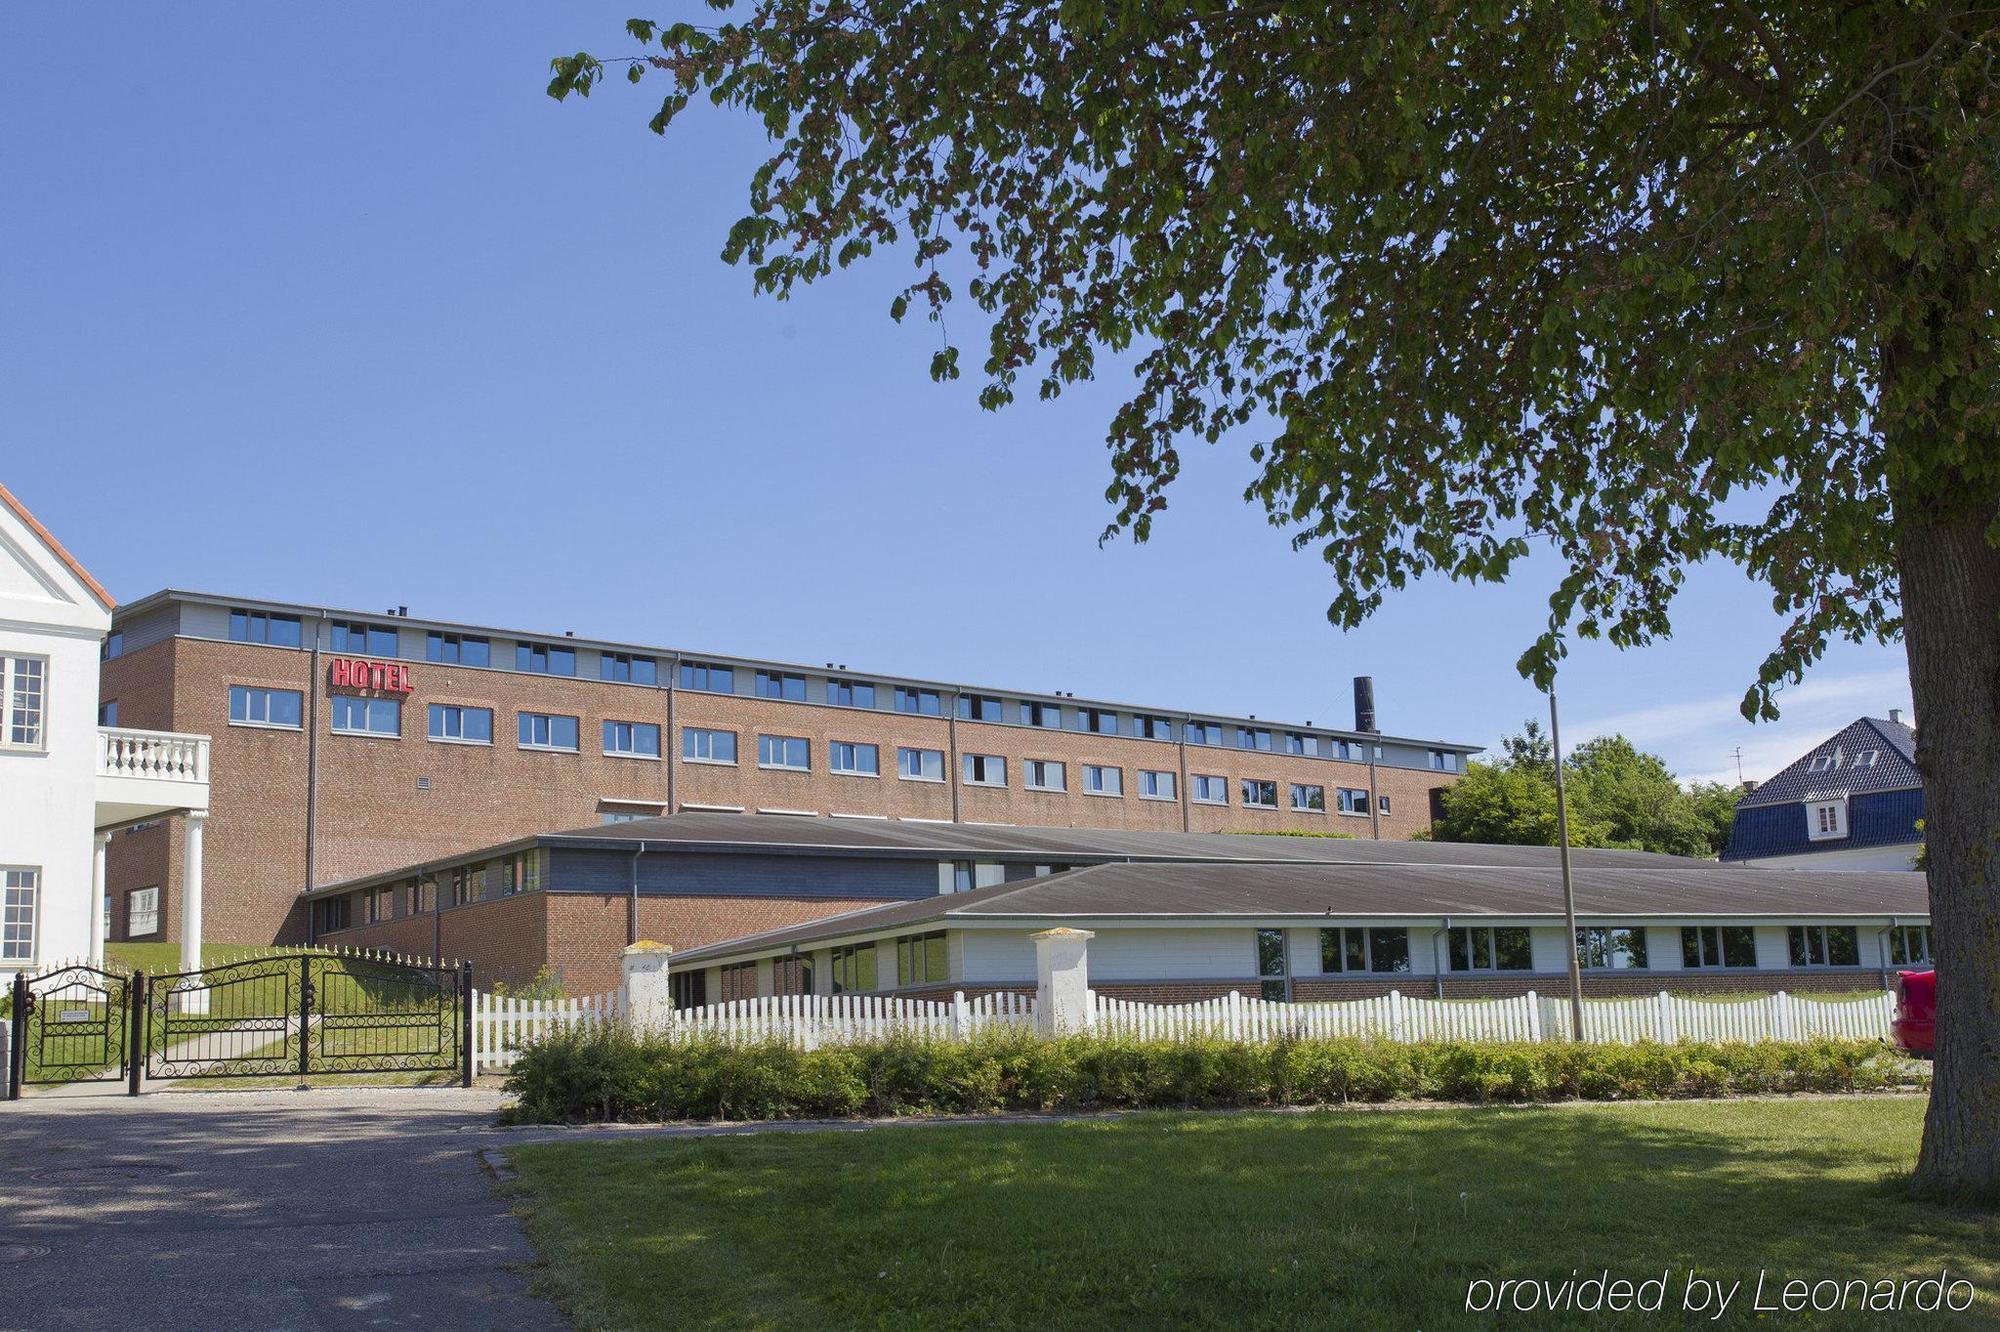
<box><xmin>1722</xmin><ymin>713</ymin><xmax>1923</xmax><ymax>870</ymax></box>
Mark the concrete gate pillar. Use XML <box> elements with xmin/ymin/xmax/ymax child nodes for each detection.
<box><xmin>622</xmin><ymin>941</ymin><xmax>673</xmax><ymax>1035</ymax></box>
<box><xmin>1033</xmin><ymin>927</ymin><xmax>1095</xmax><ymax>1037</ymax></box>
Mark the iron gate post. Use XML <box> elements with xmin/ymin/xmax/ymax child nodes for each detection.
<box><xmin>128</xmin><ymin>973</ymin><xmax>147</xmax><ymax>1096</ymax></box>
<box><xmin>298</xmin><ymin>953</ymin><xmax>313</xmax><ymax>1079</ymax></box>
<box><xmin>6</xmin><ymin>972</ymin><xmax>25</xmax><ymax>1100</ymax></box>
<box><xmin>460</xmin><ymin>961</ymin><xmax>474</xmax><ymax>1088</ymax></box>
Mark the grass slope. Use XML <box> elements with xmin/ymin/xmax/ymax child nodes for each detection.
<box><xmin>505</xmin><ymin>1098</ymin><xmax>1996</xmax><ymax>1330</ymax></box>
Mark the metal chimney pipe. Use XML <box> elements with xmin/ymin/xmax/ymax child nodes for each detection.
<box><xmin>1353</xmin><ymin>676</ymin><xmax>1378</xmax><ymax>733</ymax></box>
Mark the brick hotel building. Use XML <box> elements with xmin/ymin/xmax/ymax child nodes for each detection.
<box><xmin>96</xmin><ymin>589</ymin><xmax>1477</xmax><ymax>950</ymax></box>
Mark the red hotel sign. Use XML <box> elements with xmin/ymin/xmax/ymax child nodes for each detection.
<box><xmin>329</xmin><ymin>658</ymin><xmax>413</xmax><ymax>694</ymax></box>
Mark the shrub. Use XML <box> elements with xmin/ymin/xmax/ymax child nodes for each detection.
<box><xmin>501</xmin><ymin>1028</ymin><xmax>1922</xmax><ymax>1125</ymax></box>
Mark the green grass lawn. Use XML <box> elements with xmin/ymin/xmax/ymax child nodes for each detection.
<box><xmin>504</xmin><ymin>1097</ymin><xmax>1997</xmax><ymax>1330</ymax></box>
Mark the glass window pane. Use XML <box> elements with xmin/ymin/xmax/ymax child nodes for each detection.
<box><xmin>1256</xmin><ymin>929</ymin><xmax>1286</xmax><ymax>977</ymax></box>
<box><xmin>1495</xmin><ymin>928</ymin><xmax>1532</xmax><ymax>970</ymax></box>
<box><xmin>1827</xmin><ymin>927</ymin><xmax>1860</xmax><ymax>967</ymax></box>
<box><xmin>1368</xmin><ymin>928</ymin><xmax>1410</xmax><ymax>974</ymax></box>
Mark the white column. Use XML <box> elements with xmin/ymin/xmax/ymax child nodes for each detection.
<box><xmin>89</xmin><ymin>832</ymin><xmax>109</xmax><ymax>966</ymax></box>
<box><xmin>621</xmin><ymin>941</ymin><xmax>673</xmax><ymax>1035</ymax></box>
<box><xmin>180</xmin><ymin>813</ymin><xmax>205</xmax><ymax>972</ymax></box>
<box><xmin>1032</xmin><ymin>927</ymin><xmax>1095</xmax><ymax>1037</ymax></box>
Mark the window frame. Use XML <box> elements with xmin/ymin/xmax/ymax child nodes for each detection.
<box><xmin>1</xmin><ymin>655</ymin><xmax>48</xmax><ymax>751</ymax></box>
<box><xmin>678</xmin><ymin>661</ymin><xmax>735</xmax><ymax>693</ymax></box>
<box><xmin>1</xmin><ymin>867</ymin><xmax>38</xmax><ymax>964</ymax></box>
<box><xmin>962</xmin><ymin>752</ymin><xmax>1007</xmax><ymax>786</ymax></box>
<box><xmin>1575</xmin><ymin>925</ymin><xmax>1651</xmax><ymax>970</ymax></box>
<box><xmin>1023</xmin><ymin>758</ymin><xmax>1067</xmax><ymax>792</ymax></box>
<box><xmin>228</xmin><ymin>609</ymin><xmax>303</xmax><ymax>647</ymax></box>
<box><xmin>757</xmin><ymin>733</ymin><xmax>811</xmax><ymax>771</ymax></box>
<box><xmin>1240</xmin><ymin>778</ymin><xmax>1279</xmax><ymax>809</ymax></box>
<box><xmin>756</xmin><ymin>670</ymin><xmax>808</xmax><ymax>702</ymax></box>
<box><xmin>1138</xmin><ymin>769</ymin><xmax>1177</xmax><ymax>801</ymax></box>
<box><xmin>517</xmin><ymin>711</ymin><xmax>581</xmax><ymax>752</ymax></box>
<box><xmin>897</xmin><ymin>746</ymin><xmax>946</xmax><ymax>782</ymax></box>
<box><xmin>1787</xmin><ymin>924</ymin><xmax>1862</xmax><ymax>968</ymax></box>
<box><xmin>1318</xmin><ymin>926</ymin><xmax>1412</xmax><ymax>975</ymax></box>
<box><xmin>1083</xmin><ymin>764</ymin><xmax>1124</xmax><ymax>797</ymax></box>
<box><xmin>426</xmin><ymin>703</ymin><xmax>494</xmax><ymax>745</ymax></box>
<box><xmin>228</xmin><ymin>684</ymin><xmax>305</xmax><ymax>730</ymax></box>
<box><xmin>426</xmin><ymin>632</ymin><xmax>491</xmax><ymax>667</ymax></box>
<box><xmin>1191</xmin><ymin>774</ymin><xmax>1228</xmax><ymax>805</ymax></box>
<box><xmin>126</xmin><ymin>884</ymin><xmax>160</xmax><ymax>938</ymax></box>
<box><xmin>602</xmin><ymin>719</ymin><xmax>663</xmax><ymax>759</ymax></box>
<box><xmin>682</xmin><ymin>727</ymin><xmax>738</xmax><ymax>765</ymax></box>
<box><xmin>1447</xmin><ymin>925</ymin><xmax>1534</xmax><ymax>972</ymax></box>
<box><xmin>827</xmin><ymin>679</ymin><xmax>876</xmax><ymax>708</ymax></box>
<box><xmin>894</xmin><ymin>686</ymin><xmax>941</xmax><ymax>715</ymax></box>
<box><xmin>330</xmin><ymin>694</ymin><xmax>401</xmax><ymax>737</ymax></box>
<box><xmin>1680</xmin><ymin>924</ymin><xmax>1758</xmax><ymax>969</ymax></box>
<box><xmin>829</xmin><ymin>740</ymin><xmax>880</xmax><ymax>776</ymax></box>
<box><xmin>1289</xmin><ymin>782</ymin><xmax>1325</xmax><ymax>812</ymax></box>
<box><xmin>895</xmin><ymin>930</ymin><xmax>950</xmax><ymax>986</ymax></box>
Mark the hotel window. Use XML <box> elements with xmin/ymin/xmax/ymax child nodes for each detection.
<box><xmin>1290</xmin><ymin>783</ymin><xmax>1325</xmax><ymax>812</ymax></box>
<box><xmin>1335</xmin><ymin>787</ymin><xmax>1370</xmax><ymax>815</ymax></box>
<box><xmin>1576</xmin><ymin>926</ymin><xmax>1650</xmax><ymax>970</ymax></box>
<box><xmin>958</xmin><ymin>693</ymin><xmax>1003</xmax><ymax>722</ymax></box>
<box><xmin>600</xmin><ymin>652</ymin><xmax>658</xmax><ymax>685</ymax></box>
<box><xmin>1133</xmin><ymin>713</ymin><xmax>1173</xmax><ymax>741</ymax></box>
<box><xmin>1185</xmin><ymin>720</ymin><xmax>1222</xmax><ymax>746</ymax></box>
<box><xmin>1807</xmin><ymin>799</ymin><xmax>1847</xmax><ymax>840</ymax></box>
<box><xmin>830</xmin><ymin>943</ymin><xmax>878</xmax><ymax>993</ymax></box>
<box><xmin>227</xmin><ymin>685</ymin><xmax>303</xmax><ymax>728</ymax></box>
<box><xmin>1139</xmin><ymin>769</ymin><xmax>1176</xmax><ymax>801</ymax></box>
<box><xmin>603</xmin><ymin>720</ymin><xmax>662</xmax><ymax>758</ymax></box>
<box><xmin>827</xmin><ymin>679</ymin><xmax>876</xmax><ymax>708</ymax></box>
<box><xmin>427</xmin><ymin>704</ymin><xmax>493</xmax><ymax>744</ymax></box>
<box><xmin>1285</xmin><ymin>732</ymin><xmax>1317</xmax><ymax>756</ymax></box>
<box><xmin>756</xmin><ymin>670</ymin><xmax>807</xmax><ymax>701</ymax></box>
<box><xmin>1084</xmin><ymin>765</ymin><xmax>1123</xmax><ymax>796</ymax></box>
<box><xmin>718</xmin><ymin>961</ymin><xmax>759</xmax><ymax>1001</ymax></box>
<box><xmin>102</xmin><ymin>631</ymin><xmax>124</xmax><ymax>660</ymax></box>
<box><xmin>126</xmin><ymin>885</ymin><xmax>159</xmax><ymax>937</ymax></box>
<box><xmin>1889</xmin><ymin>925</ymin><xmax>1933</xmax><ymax>966</ymax></box>
<box><xmin>426</xmin><ymin>632</ymin><xmax>491</xmax><ymax>667</ymax></box>
<box><xmin>1449</xmin><ymin>926</ymin><xmax>1533</xmax><ymax>971</ymax></box>
<box><xmin>331</xmin><ymin>621</ymin><xmax>399</xmax><ymax>656</ymax></box>
<box><xmin>1191</xmin><ymin>774</ymin><xmax>1227</xmax><ymax>804</ymax></box>
<box><xmin>1787</xmin><ymin>925</ymin><xmax>1861</xmax><ymax>967</ymax></box>
<box><xmin>896</xmin><ymin>931</ymin><xmax>949</xmax><ymax>985</ymax></box>
<box><xmin>895</xmin><ymin>686</ymin><xmax>941</xmax><ymax>715</ymax></box>
<box><xmin>1378</xmin><ymin>794</ymin><xmax>1392</xmax><ymax>815</ymax></box>
<box><xmin>1236</xmin><ymin>726</ymin><xmax>1273</xmax><ymax>751</ymax></box>
<box><xmin>1681</xmin><ymin>925</ymin><xmax>1757</xmax><ymax>969</ymax></box>
<box><xmin>518</xmin><ymin>712</ymin><xmax>580</xmax><ymax>751</ymax></box>
<box><xmin>1429</xmin><ymin>750</ymin><xmax>1459</xmax><ymax>772</ymax></box>
<box><xmin>1257</xmin><ymin>928</ymin><xmax>1289</xmax><ymax>1002</ymax></box>
<box><xmin>683</xmin><ymin>727</ymin><xmax>737</xmax><ymax>763</ymax></box>
<box><xmin>1241</xmin><ymin>779</ymin><xmax>1278</xmax><ymax>809</ymax></box>
<box><xmin>962</xmin><ymin>753</ymin><xmax>1007</xmax><ymax>786</ymax></box>
<box><xmin>1021</xmin><ymin>700</ymin><xmax>1063</xmax><ymax>728</ymax></box>
<box><xmin>897</xmin><ymin>747</ymin><xmax>945</xmax><ymax>781</ymax></box>
<box><xmin>99</xmin><ymin>699</ymin><xmax>118</xmax><ymax>727</ymax></box>
<box><xmin>679</xmin><ymin>661</ymin><xmax>735</xmax><ymax>693</ymax></box>
<box><xmin>1024</xmin><ymin>759</ymin><xmax>1067</xmax><ymax>792</ymax></box>
<box><xmin>229</xmin><ymin>609</ymin><xmax>303</xmax><ymax>647</ymax></box>
<box><xmin>1079</xmin><ymin>707</ymin><xmax>1118</xmax><ymax>735</ymax></box>
<box><xmin>516</xmin><ymin>642</ymin><xmax>577</xmax><ymax>676</ymax></box>
<box><xmin>3</xmin><ymin>656</ymin><xmax>47</xmax><ymax>749</ymax></box>
<box><xmin>2</xmin><ymin>868</ymin><xmax>37</xmax><ymax>963</ymax></box>
<box><xmin>1319</xmin><ymin>927</ymin><xmax>1411</xmax><ymax>974</ymax></box>
<box><xmin>829</xmin><ymin>740</ymin><xmax>879</xmax><ymax>775</ymax></box>
<box><xmin>758</xmin><ymin>734</ymin><xmax>810</xmax><ymax>770</ymax></box>
<box><xmin>331</xmin><ymin>695</ymin><xmax>400</xmax><ymax>737</ymax></box>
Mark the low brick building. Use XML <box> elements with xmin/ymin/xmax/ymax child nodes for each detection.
<box><xmin>302</xmin><ymin>812</ymin><xmax>1931</xmax><ymax>1000</ymax></box>
<box><xmin>98</xmin><ymin>590</ymin><xmax>1474</xmax><ymax>951</ymax></box>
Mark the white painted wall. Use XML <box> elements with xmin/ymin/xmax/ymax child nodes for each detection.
<box><xmin>0</xmin><ymin>497</ymin><xmax>112</xmax><ymax>978</ymax></box>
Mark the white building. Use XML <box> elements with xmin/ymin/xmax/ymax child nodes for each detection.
<box><xmin>0</xmin><ymin>484</ymin><xmax>208</xmax><ymax>980</ymax></box>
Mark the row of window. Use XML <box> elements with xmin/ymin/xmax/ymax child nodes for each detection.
<box><xmin>1245</xmin><ymin>922</ymin><xmax>1918</xmax><ymax>999</ymax></box>
<box><xmin>231</xmin><ymin>686</ymin><xmax>664</xmax><ymax>756</ymax></box>
<box><xmin>218</xmin><ymin>608</ymin><xmax>1455</xmax><ymax>765</ymax></box>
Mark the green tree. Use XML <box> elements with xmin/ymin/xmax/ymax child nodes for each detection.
<box><xmin>552</xmin><ymin>3</ymin><xmax>2000</xmax><ymax>1199</ymax></box>
<box><xmin>1432</xmin><ymin>724</ymin><xmax>1738</xmax><ymax>857</ymax></box>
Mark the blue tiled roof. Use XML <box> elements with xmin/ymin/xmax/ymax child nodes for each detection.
<box><xmin>1736</xmin><ymin>716</ymin><xmax>1919</xmax><ymax>810</ymax></box>
<box><xmin>1722</xmin><ymin>787</ymin><xmax>1924</xmax><ymax>862</ymax></box>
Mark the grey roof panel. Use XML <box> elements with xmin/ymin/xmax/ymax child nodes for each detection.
<box><xmin>673</xmin><ymin>858</ymin><xmax>1929</xmax><ymax>964</ymax></box>
<box><xmin>1737</xmin><ymin>717</ymin><xmax>1921</xmax><ymax>808</ymax></box>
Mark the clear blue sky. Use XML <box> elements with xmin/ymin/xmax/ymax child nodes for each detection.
<box><xmin>2</xmin><ymin>4</ymin><xmax>1911</xmax><ymax>786</ymax></box>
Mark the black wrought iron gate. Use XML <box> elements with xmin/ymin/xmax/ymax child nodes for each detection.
<box><xmin>138</xmin><ymin>953</ymin><xmax>473</xmax><ymax>1089</ymax></box>
<box><xmin>6</xmin><ymin>965</ymin><xmax>131</xmax><ymax>1096</ymax></box>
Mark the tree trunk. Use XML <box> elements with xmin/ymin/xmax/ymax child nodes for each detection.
<box><xmin>1898</xmin><ymin>515</ymin><xmax>2000</xmax><ymax>1204</ymax></box>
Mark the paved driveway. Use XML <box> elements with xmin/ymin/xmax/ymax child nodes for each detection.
<box><xmin>0</xmin><ymin>1086</ymin><xmax>564</xmax><ymax>1332</ymax></box>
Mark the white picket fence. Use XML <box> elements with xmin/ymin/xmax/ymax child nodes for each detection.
<box><xmin>1092</xmin><ymin>989</ymin><xmax>1896</xmax><ymax>1046</ymax></box>
<box><xmin>470</xmin><ymin>989</ymin><xmax>1035</xmax><ymax>1073</ymax></box>
<box><xmin>468</xmin><ymin>986</ymin><xmax>1895</xmax><ymax>1075</ymax></box>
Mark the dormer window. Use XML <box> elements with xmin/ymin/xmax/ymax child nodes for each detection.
<box><xmin>1853</xmin><ymin>750</ymin><xmax>1881</xmax><ymax>768</ymax></box>
<box><xmin>1807</xmin><ymin>798</ymin><xmax>1848</xmax><ymax>841</ymax></box>
<box><xmin>1806</xmin><ymin>749</ymin><xmax>1840</xmax><ymax>773</ymax></box>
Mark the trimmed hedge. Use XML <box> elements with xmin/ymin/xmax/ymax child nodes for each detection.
<box><xmin>500</xmin><ymin>1027</ymin><xmax>1919</xmax><ymax>1124</ymax></box>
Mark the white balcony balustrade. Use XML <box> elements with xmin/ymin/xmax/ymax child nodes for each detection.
<box><xmin>96</xmin><ymin>726</ymin><xmax>211</xmax><ymax>830</ymax></box>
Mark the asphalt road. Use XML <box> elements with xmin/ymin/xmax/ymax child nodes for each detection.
<box><xmin>0</xmin><ymin>1085</ymin><xmax>566</xmax><ymax>1332</ymax></box>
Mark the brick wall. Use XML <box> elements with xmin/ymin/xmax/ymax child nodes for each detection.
<box><xmin>100</xmin><ymin>628</ymin><xmax>1459</xmax><ymax>949</ymax></box>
